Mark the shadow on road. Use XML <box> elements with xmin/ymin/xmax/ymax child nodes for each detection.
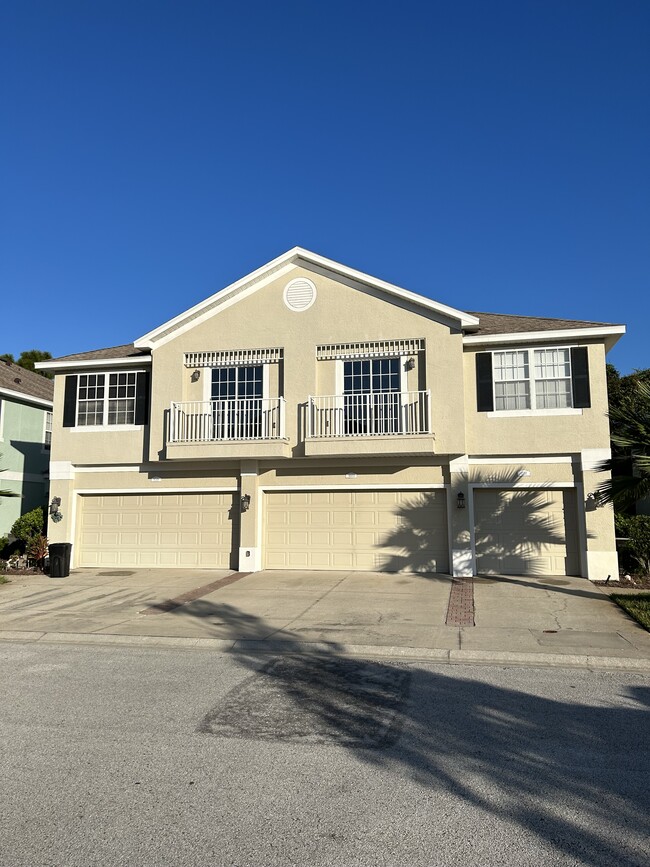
<box><xmin>147</xmin><ymin>598</ymin><xmax>650</xmax><ymax>867</ymax></box>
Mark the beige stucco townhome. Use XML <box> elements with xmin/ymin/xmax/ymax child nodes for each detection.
<box><xmin>38</xmin><ymin>248</ymin><xmax>625</xmax><ymax>580</ymax></box>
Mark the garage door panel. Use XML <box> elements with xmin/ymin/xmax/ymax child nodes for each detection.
<box><xmin>265</xmin><ymin>490</ymin><xmax>448</xmax><ymax>573</ymax></box>
<box><xmin>475</xmin><ymin>488</ymin><xmax>579</xmax><ymax>576</ymax></box>
<box><xmin>77</xmin><ymin>493</ymin><xmax>238</xmax><ymax>568</ymax></box>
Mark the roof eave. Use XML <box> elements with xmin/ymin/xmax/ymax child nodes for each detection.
<box><xmin>0</xmin><ymin>386</ymin><xmax>53</xmax><ymax>408</ymax></box>
<box><xmin>463</xmin><ymin>325</ymin><xmax>626</xmax><ymax>351</ymax></box>
<box><xmin>35</xmin><ymin>356</ymin><xmax>152</xmax><ymax>372</ymax></box>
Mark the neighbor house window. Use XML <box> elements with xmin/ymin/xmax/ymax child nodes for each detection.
<box><xmin>43</xmin><ymin>411</ymin><xmax>53</xmax><ymax>450</ymax></box>
<box><xmin>476</xmin><ymin>346</ymin><xmax>590</xmax><ymax>413</ymax></box>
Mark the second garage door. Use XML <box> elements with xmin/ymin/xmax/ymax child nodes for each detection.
<box><xmin>264</xmin><ymin>489</ymin><xmax>449</xmax><ymax>573</ymax></box>
<box><xmin>77</xmin><ymin>492</ymin><xmax>238</xmax><ymax>568</ymax></box>
<box><xmin>474</xmin><ymin>488</ymin><xmax>580</xmax><ymax>576</ymax></box>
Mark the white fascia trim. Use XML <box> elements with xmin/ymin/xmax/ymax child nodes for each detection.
<box><xmin>469</xmin><ymin>456</ymin><xmax>573</xmax><ymax>464</ymax></box>
<box><xmin>261</xmin><ymin>483</ymin><xmax>447</xmax><ymax>491</ymax></box>
<box><xmin>463</xmin><ymin>325</ymin><xmax>625</xmax><ymax>347</ymax></box>
<box><xmin>75</xmin><ymin>487</ymin><xmax>238</xmax><ymax>494</ymax></box>
<box><xmin>294</xmin><ymin>249</ymin><xmax>479</xmax><ymax>328</ymax></box>
<box><xmin>36</xmin><ymin>357</ymin><xmax>151</xmax><ymax>371</ymax></box>
<box><xmin>144</xmin><ymin>263</ymin><xmax>296</xmax><ymax>351</ymax></box>
<box><xmin>134</xmin><ymin>247</ymin><xmax>479</xmax><ymax>349</ymax></box>
<box><xmin>0</xmin><ymin>387</ymin><xmax>53</xmax><ymax>409</ymax></box>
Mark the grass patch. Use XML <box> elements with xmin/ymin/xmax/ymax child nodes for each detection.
<box><xmin>0</xmin><ymin>575</ymin><xmax>9</xmax><ymax>585</ymax></box>
<box><xmin>611</xmin><ymin>593</ymin><xmax>650</xmax><ymax>631</ymax></box>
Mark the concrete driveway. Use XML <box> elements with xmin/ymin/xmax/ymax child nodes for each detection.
<box><xmin>1</xmin><ymin>567</ymin><xmax>650</xmax><ymax>667</ymax></box>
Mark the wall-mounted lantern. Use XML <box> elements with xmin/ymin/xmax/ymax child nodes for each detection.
<box><xmin>405</xmin><ymin>357</ymin><xmax>416</xmax><ymax>371</ymax></box>
<box><xmin>456</xmin><ymin>492</ymin><xmax>466</xmax><ymax>509</ymax></box>
<box><xmin>240</xmin><ymin>494</ymin><xmax>251</xmax><ymax>512</ymax></box>
<box><xmin>49</xmin><ymin>497</ymin><xmax>63</xmax><ymax>523</ymax></box>
<box><xmin>191</xmin><ymin>370</ymin><xmax>201</xmax><ymax>382</ymax></box>
<box><xmin>586</xmin><ymin>491</ymin><xmax>604</xmax><ymax>511</ymax></box>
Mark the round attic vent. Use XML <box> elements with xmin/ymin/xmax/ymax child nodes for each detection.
<box><xmin>283</xmin><ymin>277</ymin><xmax>316</xmax><ymax>312</ymax></box>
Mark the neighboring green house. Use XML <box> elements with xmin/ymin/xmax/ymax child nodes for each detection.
<box><xmin>0</xmin><ymin>359</ymin><xmax>54</xmax><ymax>536</ymax></box>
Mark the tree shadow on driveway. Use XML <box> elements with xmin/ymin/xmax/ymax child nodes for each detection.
<box><xmin>151</xmin><ymin>598</ymin><xmax>649</xmax><ymax>866</ymax></box>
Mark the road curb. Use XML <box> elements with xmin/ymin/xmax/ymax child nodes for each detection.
<box><xmin>2</xmin><ymin>628</ymin><xmax>650</xmax><ymax>671</ymax></box>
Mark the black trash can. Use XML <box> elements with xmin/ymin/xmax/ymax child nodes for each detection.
<box><xmin>49</xmin><ymin>543</ymin><xmax>72</xmax><ymax>578</ymax></box>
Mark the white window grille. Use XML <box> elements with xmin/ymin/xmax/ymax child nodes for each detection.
<box><xmin>493</xmin><ymin>348</ymin><xmax>575</xmax><ymax>411</ymax></box>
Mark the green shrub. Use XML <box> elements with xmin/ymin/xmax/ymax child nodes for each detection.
<box><xmin>616</xmin><ymin>514</ymin><xmax>650</xmax><ymax>576</ymax></box>
<box><xmin>11</xmin><ymin>506</ymin><xmax>46</xmax><ymax>545</ymax></box>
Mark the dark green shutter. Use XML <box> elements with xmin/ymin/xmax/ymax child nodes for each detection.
<box><xmin>476</xmin><ymin>353</ymin><xmax>494</xmax><ymax>412</ymax></box>
<box><xmin>63</xmin><ymin>375</ymin><xmax>78</xmax><ymax>427</ymax></box>
<box><xmin>571</xmin><ymin>347</ymin><xmax>591</xmax><ymax>408</ymax></box>
<box><xmin>135</xmin><ymin>371</ymin><xmax>150</xmax><ymax>425</ymax></box>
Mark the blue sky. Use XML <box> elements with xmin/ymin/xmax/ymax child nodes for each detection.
<box><xmin>2</xmin><ymin>1</ymin><xmax>648</xmax><ymax>373</ymax></box>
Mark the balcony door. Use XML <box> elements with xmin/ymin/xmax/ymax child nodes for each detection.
<box><xmin>211</xmin><ymin>365</ymin><xmax>263</xmax><ymax>439</ymax></box>
<box><xmin>343</xmin><ymin>358</ymin><xmax>401</xmax><ymax>435</ymax></box>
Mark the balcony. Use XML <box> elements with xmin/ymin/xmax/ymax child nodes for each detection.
<box><xmin>166</xmin><ymin>398</ymin><xmax>290</xmax><ymax>459</ymax></box>
<box><xmin>304</xmin><ymin>391</ymin><xmax>435</xmax><ymax>457</ymax></box>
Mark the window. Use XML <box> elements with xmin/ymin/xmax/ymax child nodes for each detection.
<box><xmin>43</xmin><ymin>411</ymin><xmax>53</xmax><ymax>450</ymax></box>
<box><xmin>77</xmin><ymin>372</ymin><xmax>138</xmax><ymax>426</ymax></box>
<box><xmin>487</xmin><ymin>347</ymin><xmax>582</xmax><ymax>412</ymax></box>
<box><xmin>343</xmin><ymin>358</ymin><xmax>401</xmax><ymax>434</ymax></box>
<box><xmin>63</xmin><ymin>371</ymin><xmax>149</xmax><ymax>428</ymax></box>
<box><xmin>211</xmin><ymin>365</ymin><xmax>264</xmax><ymax>438</ymax></box>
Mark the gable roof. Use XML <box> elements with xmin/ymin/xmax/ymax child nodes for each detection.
<box><xmin>0</xmin><ymin>360</ymin><xmax>54</xmax><ymax>406</ymax></box>
<box><xmin>133</xmin><ymin>247</ymin><xmax>481</xmax><ymax>349</ymax></box>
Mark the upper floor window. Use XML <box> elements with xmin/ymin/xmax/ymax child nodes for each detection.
<box><xmin>77</xmin><ymin>372</ymin><xmax>138</xmax><ymax>425</ymax></box>
<box><xmin>63</xmin><ymin>371</ymin><xmax>150</xmax><ymax>428</ymax></box>
<box><xmin>477</xmin><ymin>346</ymin><xmax>590</xmax><ymax>413</ymax></box>
<box><xmin>493</xmin><ymin>348</ymin><xmax>573</xmax><ymax>411</ymax></box>
<box><xmin>43</xmin><ymin>411</ymin><xmax>53</xmax><ymax>450</ymax></box>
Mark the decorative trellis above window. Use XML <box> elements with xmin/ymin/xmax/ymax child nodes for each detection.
<box><xmin>316</xmin><ymin>339</ymin><xmax>424</xmax><ymax>361</ymax></box>
<box><xmin>184</xmin><ymin>348</ymin><xmax>283</xmax><ymax>368</ymax></box>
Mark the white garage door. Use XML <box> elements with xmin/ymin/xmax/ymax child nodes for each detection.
<box><xmin>474</xmin><ymin>488</ymin><xmax>580</xmax><ymax>576</ymax></box>
<box><xmin>265</xmin><ymin>489</ymin><xmax>449</xmax><ymax>573</ymax></box>
<box><xmin>77</xmin><ymin>492</ymin><xmax>238</xmax><ymax>568</ymax></box>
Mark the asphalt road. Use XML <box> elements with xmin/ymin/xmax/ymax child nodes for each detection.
<box><xmin>1</xmin><ymin>641</ymin><xmax>648</xmax><ymax>867</ymax></box>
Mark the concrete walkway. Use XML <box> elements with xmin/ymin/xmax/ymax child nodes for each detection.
<box><xmin>1</xmin><ymin>567</ymin><xmax>649</xmax><ymax>670</ymax></box>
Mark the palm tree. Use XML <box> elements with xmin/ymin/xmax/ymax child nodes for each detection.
<box><xmin>597</xmin><ymin>379</ymin><xmax>650</xmax><ymax>509</ymax></box>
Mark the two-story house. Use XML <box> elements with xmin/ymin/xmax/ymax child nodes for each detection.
<box><xmin>0</xmin><ymin>360</ymin><xmax>53</xmax><ymax>536</ymax></box>
<box><xmin>39</xmin><ymin>248</ymin><xmax>624</xmax><ymax>580</ymax></box>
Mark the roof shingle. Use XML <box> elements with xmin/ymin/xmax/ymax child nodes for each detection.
<box><xmin>466</xmin><ymin>311</ymin><xmax>621</xmax><ymax>336</ymax></box>
<box><xmin>0</xmin><ymin>360</ymin><xmax>54</xmax><ymax>403</ymax></box>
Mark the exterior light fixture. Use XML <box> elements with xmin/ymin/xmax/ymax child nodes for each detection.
<box><xmin>456</xmin><ymin>492</ymin><xmax>466</xmax><ymax>509</ymax></box>
<box><xmin>405</xmin><ymin>357</ymin><xmax>416</xmax><ymax>371</ymax></box>
<box><xmin>191</xmin><ymin>370</ymin><xmax>201</xmax><ymax>382</ymax></box>
<box><xmin>586</xmin><ymin>492</ymin><xmax>604</xmax><ymax>510</ymax></box>
<box><xmin>240</xmin><ymin>494</ymin><xmax>251</xmax><ymax>512</ymax></box>
<box><xmin>49</xmin><ymin>497</ymin><xmax>63</xmax><ymax>523</ymax></box>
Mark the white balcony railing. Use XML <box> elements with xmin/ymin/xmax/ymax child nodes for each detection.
<box><xmin>307</xmin><ymin>391</ymin><xmax>431</xmax><ymax>438</ymax></box>
<box><xmin>169</xmin><ymin>398</ymin><xmax>286</xmax><ymax>443</ymax></box>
